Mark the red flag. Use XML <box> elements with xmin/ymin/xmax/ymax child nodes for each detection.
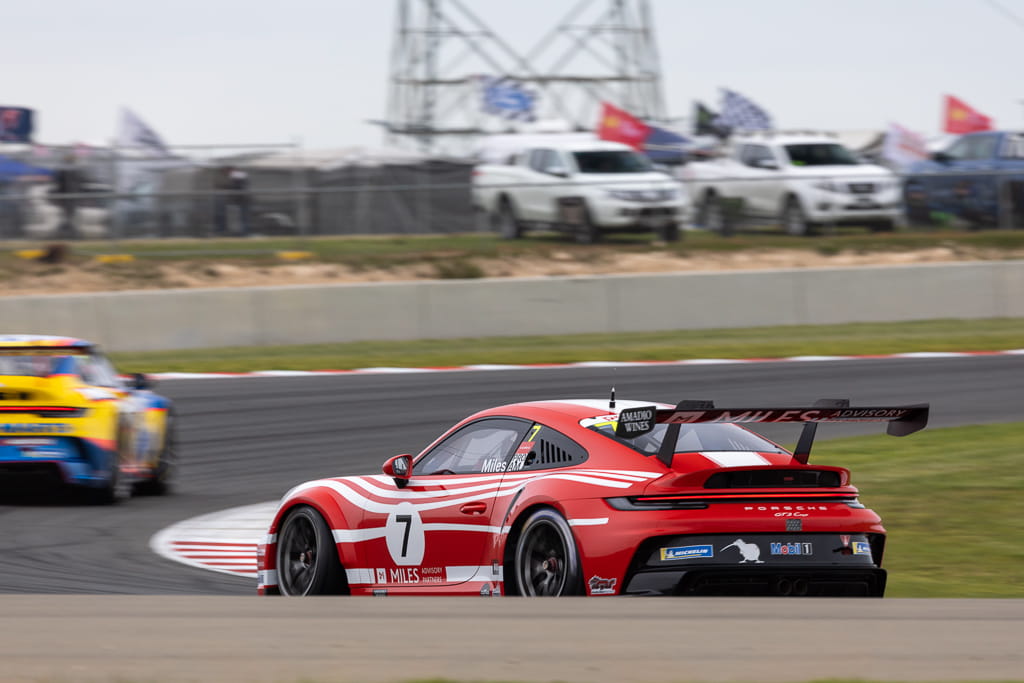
<box><xmin>943</xmin><ymin>95</ymin><xmax>993</xmax><ymax>134</ymax></box>
<box><xmin>597</xmin><ymin>102</ymin><xmax>651</xmax><ymax>150</ymax></box>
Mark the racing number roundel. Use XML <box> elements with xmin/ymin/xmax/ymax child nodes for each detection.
<box><xmin>385</xmin><ymin>503</ymin><xmax>424</xmax><ymax>566</ymax></box>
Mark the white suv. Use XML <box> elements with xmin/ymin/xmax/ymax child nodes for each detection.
<box><xmin>684</xmin><ymin>133</ymin><xmax>901</xmax><ymax>235</ymax></box>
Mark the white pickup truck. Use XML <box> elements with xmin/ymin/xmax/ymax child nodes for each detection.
<box><xmin>472</xmin><ymin>138</ymin><xmax>688</xmax><ymax>243</ymax></box>
<box><xmin>681</xmin><ymin>133</ymin><xmax>901</xmax><ymax>236</ymax></box>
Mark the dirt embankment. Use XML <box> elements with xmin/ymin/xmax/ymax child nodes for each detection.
<box><xmin>1</xmin><ymin>244</ymin><xmax>1018</xmax><ymax>296</ymax></box>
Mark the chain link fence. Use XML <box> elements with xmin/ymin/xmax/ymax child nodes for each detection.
<box><xmin>3</xmin><ymin>155</ymin><xmax>1024</xmax><ymax>240</ymax></box>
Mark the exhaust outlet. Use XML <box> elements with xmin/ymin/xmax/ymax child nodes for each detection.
<box><xmin>774</xmin><ymin>577</ymin><xmax>793</xmax><ymax>596</ymax></box>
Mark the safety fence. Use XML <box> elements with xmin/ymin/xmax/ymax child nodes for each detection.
<box><xmin>2</xmin><ymin>167</ymin><xmax>1024</xmax><ymax>241</ymax></box>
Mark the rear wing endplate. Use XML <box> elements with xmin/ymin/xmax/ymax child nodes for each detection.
<box><xmin>615</xmin><ymin>399</ymin><xmax>929</xmax><ymax>466</ymax></box>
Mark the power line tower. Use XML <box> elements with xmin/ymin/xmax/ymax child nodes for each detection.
<box><xmin>383</xmin><ymin>0</ymin><xmax>667</xmax><ymax>153</ymax></box>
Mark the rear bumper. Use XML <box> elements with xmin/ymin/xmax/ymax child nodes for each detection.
<box><xmin>0</xmin><ymin>437</ymin><xmax>114</xmax><ymax>490</ymax></box>
<box><xmin>621</xmin><ymin>532</ymin><xmax>887</xmax><ymax>597</ymax></box>
<box><xmin>626</xmin><ymin>565</ymin><xmax>886</xmax><ymax>597</ymax></box>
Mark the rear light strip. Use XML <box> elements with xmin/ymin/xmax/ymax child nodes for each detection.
<box><xmin>606</xmin><ymin>494</ymin><xmax>859</xmax><ymax>511</ymax></box>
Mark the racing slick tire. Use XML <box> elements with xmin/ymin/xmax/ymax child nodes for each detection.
<box><xmin>494</xmin><ymin>197</ymin><xmax>523</xmax><ymax>240</ymax></box>
<box><xmin>134</xmin><ymin>410</ymin><xmax>177</xmax><ymax>496</ymax></box>
<box><xmin>512</xmin><ymin>508</ymin><xmax>583</xmax><ymax>596</ymax></box>
<box><xmin>276</xmin><ymin>505</ymin><xmax>348</xmax><ymax>596</ymax></box>
<box><xmin>781</xmin><ymin>196</ymin><xmax>813</xmax><ymax>236</ymax></box>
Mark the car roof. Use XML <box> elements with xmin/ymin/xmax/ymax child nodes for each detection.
<box><xmin>0</xmin><ymin>335</ymin><xmax>94</xmax><ymax>351</ymax></box>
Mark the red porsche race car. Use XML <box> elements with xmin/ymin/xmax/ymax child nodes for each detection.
<box><xmin>257</xmin><ymin>396</ymin><xmax>928</xmax><ymax>598</ymax></box>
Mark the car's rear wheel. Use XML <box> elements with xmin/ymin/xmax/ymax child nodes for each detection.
<box><xmin>513</xmin><ymin>509</ymin><xmax>581</xmax><ymax>596</ymax></box>
<box><xmin>276</xmin><ymin>506</ymin><xmax>346</xmax><ymax>596</ymax></box>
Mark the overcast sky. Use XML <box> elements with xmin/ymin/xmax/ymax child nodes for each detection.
<box><xmin>6</xmin><ymin>0</ymin><xmax>1023</xmax><ymax>149</ymax></box>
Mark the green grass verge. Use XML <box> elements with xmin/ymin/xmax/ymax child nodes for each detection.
<box><xmin>109</xmin><ymin>317</ymin><xmax>1024</xmax><ymax>373</ymax></box>
<box><xmin>813</xmin><ymin>422</ymin><xmax>1024</xmax><ymax>598</ymax></box>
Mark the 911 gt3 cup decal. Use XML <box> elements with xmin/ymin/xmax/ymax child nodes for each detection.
<box><xmin>721</xmin><ymin>539</ymin><xmax>764</xmax><ymax>563</ymax></box>
<box><xmin>386</xmin><ymin>503</ymin><xmax>425</xmax><ymax>565</ymax></box>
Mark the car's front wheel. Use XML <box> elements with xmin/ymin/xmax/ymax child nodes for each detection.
<box><xmin>513</xmin><ymin>508</ymin><xmax>582</xmax><ymax>596</ymax></box>
<box><xmin>276</xmin><ymin>506</ymin><xmax>347</xmax><ymax>596</ymax></box>
<box><xmin>781</xmin><ymin>196</ymin><xmax>812</xmax><ymax>236</ymax></box>
<box><xmin>494</xmin><ymin>198</ymin><xmax>523</xmax><ymax>240</ymax></box>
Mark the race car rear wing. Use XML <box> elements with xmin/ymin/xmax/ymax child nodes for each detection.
<box><xmin>615</xmin><ymin>399</ymin><xmax>929</xmax><ymax>466</ymax></box>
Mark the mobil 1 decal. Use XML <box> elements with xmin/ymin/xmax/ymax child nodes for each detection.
<box><xmin>614</xmin><ymin>405</ymin><xmax>657</xmax><ymax>438</ymax></box>
<box><xmin>386</xmin><ymin>502</ymin><xmax>425</xmax><ymax>565</ymax></box>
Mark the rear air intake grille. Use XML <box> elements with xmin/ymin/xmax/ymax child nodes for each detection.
<box><xmin>704</xmin><ymin>469</ymin><xmax>841</xmax><ymax>489</ymax></box>
<box><xmin>0</xmin><ymin>392</ymin><xmax>32</xmax><ymax>401</ymax></box>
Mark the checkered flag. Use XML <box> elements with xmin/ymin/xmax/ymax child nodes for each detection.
<box><xmin>714</xmin><ymin>89</ymin><xmax>773</xmax><ymax>134</ymax></box>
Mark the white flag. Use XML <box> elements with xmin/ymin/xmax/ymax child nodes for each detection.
<box><xmin>882</xmin><ymin>122</ymin><xmax>928</xmax><ymax>170</ymax></box>
<box><xmin>117</xmin><ymin>107</ymin><xmax>170</xmax><ymax>156</ymax></box>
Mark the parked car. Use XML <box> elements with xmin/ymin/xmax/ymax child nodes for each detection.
<box><xmin>903</xmin><ymin>130</ymin><xmax>1024</xmax><ymax>229</ymax></box>
<box><xmin>472</xmin><ymin>138</ymin><xmax>689</xmax><ymax>243</ymax></box>
<box><xmin>683</xmin><ymin>133</ymin><xmax>901</xmax><ymax>235</ymax></box>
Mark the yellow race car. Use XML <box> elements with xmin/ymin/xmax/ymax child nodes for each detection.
<box><xmin>0</xmin><ymin>335</ymin><xmax>175</xmax><ymax>502</ymax></box>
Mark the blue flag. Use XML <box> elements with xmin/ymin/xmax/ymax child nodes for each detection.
<box><xmin>481</xmin><ymin>77</ymin><xmax>537</xmax><ymax>122</ymax></box>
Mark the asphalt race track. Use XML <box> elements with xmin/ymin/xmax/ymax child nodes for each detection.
<box><xmin>2</xmin><ymin>355</ymin><xmax>1024</xmax><ymax>594</ymax></box>
<box><xmin>1</xmin><ymin>356</ymin><xmax>1023</xmax><ymax>682</ymax></box>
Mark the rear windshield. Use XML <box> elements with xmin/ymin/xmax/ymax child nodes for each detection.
<box><xmin>573</xmin><ymin>150</ymin><xmax>652</xmax><ymax>174</ymax></box>
<box><xmin>784</xmin><ymin>143</ymin><xmax>859</xmax><ymax>166</ymax></box>
<box><xmin>589</xmin><ymin>422</ymin><xmax>787</xmax><ymax>457</ymax></box>
<box><xmin>0</xmin><ymin>355</ymin><xmax>60</xmax><ymax>377</ymax></box>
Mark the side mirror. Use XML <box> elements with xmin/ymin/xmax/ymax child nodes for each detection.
<box><xmin>544</xmin><ymin>166</ymin><xmax>569</xmax><ymax>177</ymax></box>
<box><xmin>131</xmin><ymin>373</ymin><xmax>151</xmax><ymax>391</ymax></box>
<box><xmin>755</xmin><ymin>158</ymin><xmax>779</xmax><ymax>170</ymax></box>
<box><xmin>383</xmin><ymin>454</ymin><xmax>413</xmax><ymax>489</ymax></box>
<box><xmin>932</xmin><ymin>151</ymin><xmax>951</xmax><ymax>163</ymax></box>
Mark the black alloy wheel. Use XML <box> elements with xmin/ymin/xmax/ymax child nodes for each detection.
<box><xmin>514</xmin><ymin>509</ymin><xmax>581</xmax><ymax>596</ymax></box>
<box><xmin>276</xmin><ymin>506</ymin><xmax>345</xmax><ymax>596</ymax></box>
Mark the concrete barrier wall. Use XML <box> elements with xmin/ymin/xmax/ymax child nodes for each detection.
<box><xmin>3</xmin><ymin>260</ymin><xmax>1022</xmax><ymax>352</ymax></box>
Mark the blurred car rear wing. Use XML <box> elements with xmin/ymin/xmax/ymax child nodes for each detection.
<box><xmin>615</xmin><ymin>399</ymin><xmax>929</xmax><ymax>466</ymax></box>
